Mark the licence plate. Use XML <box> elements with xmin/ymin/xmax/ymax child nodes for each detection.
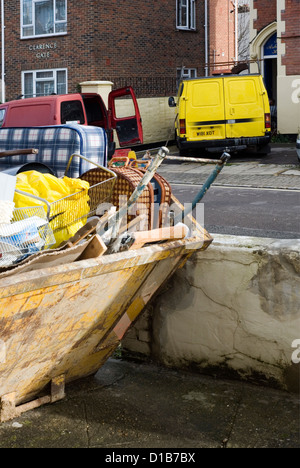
<box><xmin>196</xmin><ymin>129</ymin><xmax>216</xmax><ymax>137</ymax></box>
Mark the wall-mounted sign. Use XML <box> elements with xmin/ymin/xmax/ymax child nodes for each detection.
<box><xmin>264</xmin><ymin>34</ymin><xmax>277</xmax><ymax>57</ymax></box>
<box><xmin>28</xmin><ymin>42</ymin><xmax>58</xmax><ymax>59</ymax></box>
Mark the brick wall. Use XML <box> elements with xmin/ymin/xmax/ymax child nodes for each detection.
<box><xmin>4</xmin><ymin>1</ymin><xmax>97</xmax><ymax>100</ymax></box>
<box><xmin>253</xmin><ymin>0</ymin><xmax>300</xmax><ymax>77</ymax></box>
<box><xmin>1</xmin><ymin>0</ymin><xmax>206</xmax><ymax>101</ymax></box>
<box><xmin>281</xmin><ymin>0</ymin><xmax>300</xmax><ymax>75</ymax></box>
<box><xmin>91</xmin><ymin>0</ymin><xmax>206</xmax><ymax>93</ymax></box>
<box><xmin>253</xmin><ymin>0</ymin><xmax>277</xmax><ymax>33</ymax></box>
<box><xmin>209</xmin><ymin>0</ymin><xmax>236</xmax><ymax>73</ymax></box>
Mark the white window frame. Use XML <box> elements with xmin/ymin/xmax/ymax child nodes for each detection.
<box><xmin>176</xmin><ymin>0</ymin><xmax>196</xmax><ymax>31</ymax></box>
<box><xmin>22</xmin><ymin>68</ymin><xmax>68</xmax><ymax>98</ymax></box>
<box><xmin>176</xmin><ymin>67</ymin><xmax>197</xmax><ymax>90</ymax></box>
<box><xmin>177</xmin><ymin>67</ymin><xmax>197</xmax><ymax>79</ymax></box>
<box><xmin>21</xmin><ymin>0</ymin><xmax>67</xmax><ymax>39</ymax></box>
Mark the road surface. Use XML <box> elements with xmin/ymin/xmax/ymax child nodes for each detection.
<box><xmin>172</xmin><ymin>184</ymin><xmax>299</xmax><ymax>239</ymax></box>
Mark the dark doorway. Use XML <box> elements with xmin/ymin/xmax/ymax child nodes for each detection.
<box><xmin>264</xmin><ymin>58</ymin><xmax>277</xmax><ymax>102</ymax></box>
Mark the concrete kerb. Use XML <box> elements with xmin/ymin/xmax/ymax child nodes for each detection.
<box><xmin>122</xmin><ymin>234</ymin><xmax>300</xmax><ymax>393</ymax></box>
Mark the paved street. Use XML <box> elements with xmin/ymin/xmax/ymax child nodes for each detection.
<box><xmin>0</xmin><ymin>359</ymin><xmax>298</xmax><ymax>449</ymax></box>
<box><xmin>157</xmin><ymin>144</ymin><xmax>300</xmax><ymax>190</ymax></box>
<box><xmin>155</xmin><ymin>143</ymin><xmax>300</xmax><ymax>239</ymax></box>
<box><xmin>172</xmin><ymin>184</ymin><xmax>300</xmax><ymax>239</ymax></box>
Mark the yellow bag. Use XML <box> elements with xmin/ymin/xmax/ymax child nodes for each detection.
<box><xmin>14</xmin><ymin>171</ymin><xmax>90</xmax><ymax>247</ymax></box>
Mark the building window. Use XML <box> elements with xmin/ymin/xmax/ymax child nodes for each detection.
<box><xmin>22</xmin><ymin>68</ymin><xmax>67</xmax><ymax>97</ymax></box>
<box><xmin>176</xmin><ymin>0</ymin><xmax>196</xmax><ymax>31</ymax></box>
<box><xmin>176</xmin><ymin>67</ymin><xmax>197</xmax><ymax>90</ymax></box>
<box><xmin>21</xmin><ymin>0</ymin><xmax>67</xmax><ymax>38</ymax></box>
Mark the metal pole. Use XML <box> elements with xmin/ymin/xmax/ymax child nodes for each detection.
<box><xmin>205</xmin><ymin>0</ymin><xmax>208</xmax><ymax>77</ymax></box>
<box><xmin>174</xmin><ymin>151</ymin><xmax>231</xmax><ymax>224</ymax></box>
<box><xmin>235</xmin><ymin>0</ymin><xmax>238</xmax><ymax>62</ymax></box>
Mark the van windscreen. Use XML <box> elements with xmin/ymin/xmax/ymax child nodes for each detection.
<box><xmin>61</xmin><ymin>100</ymin><xmax>85</xmax><ymax>124</ymax></box>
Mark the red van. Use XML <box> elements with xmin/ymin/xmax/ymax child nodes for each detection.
<box><xmin>0</xmin><ymin>87</ymin><xmax>143</xmax><ymax>158</ymax></box>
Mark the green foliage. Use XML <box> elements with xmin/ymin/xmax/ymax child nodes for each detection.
<box><xmin>271</xmin><ymin>132</ymin><xmax>293</xmax><ymax>143</ymax></box>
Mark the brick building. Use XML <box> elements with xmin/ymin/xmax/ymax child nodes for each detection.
<box><xmin>207</xmin><ymin>0</ymin><xmax>237</xmax><ymax>74</ymax></box>
<box><xmin>0</xmin><ymin>0</ymin><xmax>208</xmax><ymax>102</ymax></box>
<box><xmin>250</xmin><ymin>0</ymin><xmax>300</xmax><ymax>134</ymax></box>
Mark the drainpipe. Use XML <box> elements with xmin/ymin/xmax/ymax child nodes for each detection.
<box><xmin>235</xmin><ymin>0</ymin><xmax>238</xmax><ymax>62</ymax></box>
<box><xmin>205</xmin><ymin>0</ymin><xmax>208</xmax><ymax>76</ymax></box>
<box><xmin>1</xmin><ymin>0</ymin><xmax>5</xmax><ymax>103</ymax></box>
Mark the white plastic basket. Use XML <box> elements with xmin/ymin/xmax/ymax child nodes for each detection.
<box><xmin>0</xmin><ymin>206</ymin><xmax>56</xmax><ymax>268</ymax></box>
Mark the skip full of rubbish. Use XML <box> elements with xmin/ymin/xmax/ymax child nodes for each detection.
<box><xmin>0</xmin><ymin>148</ymin><xmax>230</xmax><ymax>273</ymax></box>
<box><xmin>0</xmin><ymin>145</ymin><xmax>234</xmax><ymax>423</ymax></box>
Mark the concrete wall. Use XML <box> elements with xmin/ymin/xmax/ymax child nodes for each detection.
<box><xmin>138</xmin><ymin>97</ymin><xmax>176</xmax><ymax>145</ymax></box>
<box><xmin>277</xmin><ymin>76</ymin><xmax>300</xmax><ymax>134</ymax></box>
<box><xmin>113</xmin><ymin>96</ymin><xmax>176</xmax><ymax>147</ymax></box>
<box><xmin>81</xmin><ymin>81</ymin><xmax>176</xmax><ymax>146</ymax></box>
<box><xmin>122</xmin><ymin>235</ymin><xmax>300</xmax><ymax>392</ymax></box>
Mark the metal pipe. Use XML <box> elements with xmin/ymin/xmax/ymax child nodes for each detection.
<box><xmin>174</xmin><ymin>151</ymin><xmax>231</xmax><ymax>224</ymax></box>
<box><xmin>235</xmin><ymin>0</ymin><xmax>238</xmax><ymax>62</ymax></box>
<box><xmin>165</xmin><ymin>155</ymin><xmax>224</xmax><ymax>165</ymax></box>
<box><xmin>100</xmin><ymin>146</ymin><xmax>169</xmax><ymax>247</ymax></box>
<box><xmin>204</xmin><ymin>0</ymin><xmax>208</xmax><ymax>76</ymax></box>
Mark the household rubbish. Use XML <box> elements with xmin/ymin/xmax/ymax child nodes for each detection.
<box><xmin>0</xmin><ymin>207</ymin><xmax>55</xmax><ymax>267</ymax></box>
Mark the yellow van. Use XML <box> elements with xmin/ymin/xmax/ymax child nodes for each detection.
<box><xmin>169</xmin><ymin>74</ymin><xmax>271</xmax><ymax>155</ymax></box>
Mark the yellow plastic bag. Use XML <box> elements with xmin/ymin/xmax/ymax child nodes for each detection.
<box><xmin>14</xmin><ymin>171</ymin><xmax>90</xmax><ymax>247</ymax></box>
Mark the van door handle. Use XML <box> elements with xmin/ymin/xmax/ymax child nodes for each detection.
<box><xmin>230</xmin><ymin>107</ymin><xmax>235</xmax><ymax>115</ymax></box>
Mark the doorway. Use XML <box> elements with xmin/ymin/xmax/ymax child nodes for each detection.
<box><xmin>262</xmin><ymin>32</ymin><xmax>277</xmax><ymax>102</ymax></box>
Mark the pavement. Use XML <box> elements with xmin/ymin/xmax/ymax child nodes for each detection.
<box><xmin>157</xmin><ymin>144</ymin><xmax>300</xmax><ymax>190</ymax></box>
<box><xmin>0</xmin><ymin>358</ymin><xmax>299</xmax><ymax>449</ymax></box>
<box><xmin>0</xmin><ymin>143</ymin><xmax>299</xmax><ymax>450</ymax></box>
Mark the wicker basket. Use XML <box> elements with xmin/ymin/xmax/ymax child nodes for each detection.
<box><xmin>150</xmin><ymin>171</ymin><xmax>173</xmax><ymax>228</ymax></box>
<box><xmin>128</xmin><ymin>160</ymin><xmax>172</xmax><ymax>228</ymax></box>
<box><xmin>80</xmin><ymin>166</ymin><xmax>155</xmax><ymax>230</ymax></box>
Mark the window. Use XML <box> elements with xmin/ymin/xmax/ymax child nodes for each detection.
<box><xmin>0</xmin><ymin>109</ymin><xmax>6</xmax><ymax>128</ymax></box>
<box><xmin>61</xmin><ymin>101</ymin><xmax>85</xmax><ymax>124</ymax></box>
<box><xmin>176</xmin><ymin>67</ymin><xmax>197</xmax><ymax>90</ymax></box>
<box><xmin>177</xmin><ymin>67</ymin><xmax>197</xmax><ymax>80</ymax></box>
<box><xmin>176</xmin><ymin>0</ymin><xmax>196</xmax><ymax>31</ymax></box>
<box><xmin>84</xmin><ymin>98</ymin><xmax>105</xmax><ymax>125</ymax></box>
<box><xmin>22</xmin><ymin>68</ymin><xmax>67</xmax><ymax>97</ymax></box>
<box><xmin>21</xmin><ymin>0</ymin><xmax>67</xmax><ymax>38</ymax></box>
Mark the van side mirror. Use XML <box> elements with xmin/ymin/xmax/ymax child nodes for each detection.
<box><xmin>168</xmin><ymin>97</ymin><xmax>176</xmax><ymax>108</ymax></box>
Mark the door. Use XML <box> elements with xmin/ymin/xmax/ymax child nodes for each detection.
<box><xmin>81</xmin><ymin>93</ymin><xmax>115</xmax><ymax>157</ymax></box>
<box><xmin>185</xmin><ymin>79</ymin><xmax>226</xmax><ymax>142</ymax></box>
<box><xmin>223</xmin><ymin>76</ymin><xmax>266</xmax><ymax>138</ymax></box>
<box><xmin>108</xmin><ymin>87</ymin><xmax>143</xmax><ymax>147</ymax></box>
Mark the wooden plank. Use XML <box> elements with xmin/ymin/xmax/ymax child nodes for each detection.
<box><xmin>77</xmin><ymin>235</ymin><xmax>107</xmax><ymax>260</ymax></box>
<box><xmin>129</xmin><ymin>224</ymin><xmax>189</xmax><ymax>250</ymax></box>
